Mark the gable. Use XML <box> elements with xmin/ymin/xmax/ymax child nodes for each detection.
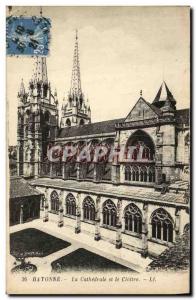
<box><xmin>125</xmin><ymin>97</ymin><xmax>158</xmax><ymax>122</ymax></box>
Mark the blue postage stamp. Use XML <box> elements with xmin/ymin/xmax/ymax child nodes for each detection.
<box><xmin>6</xmin><ymin>16</ymin><xmax>51</xmax><ymax>56</ymax></box>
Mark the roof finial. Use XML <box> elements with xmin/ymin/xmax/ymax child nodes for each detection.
<box><xmin>40</xmin><ymin>6</ymin><xmax>43</xmax><ymax>17</ymax></box>
<box><xmin>76</xmin><ymin>29</ymin><xmax>78</xmax><ymax>40</ymax></box>
<box><xmin>140</xmin><ymin>90</ymin><xmax>142</xmax><ymax>97</ymax></box>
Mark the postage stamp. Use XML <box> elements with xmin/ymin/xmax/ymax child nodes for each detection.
<box><xmin>6</xmin><ymin>16</ymin><xmax>51</xmax><ymax>56</ymax></box>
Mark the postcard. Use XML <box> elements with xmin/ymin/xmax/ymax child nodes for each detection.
<box><xmin>7</xmin><ymin>6</ymin><xmax>190</xmax><ymax>294</ymax></box>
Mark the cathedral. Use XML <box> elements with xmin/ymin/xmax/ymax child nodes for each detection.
<box><xmin>15</xmin><ymin>31</ymin><xmax>190</xmax><ymax>257</ymax></box>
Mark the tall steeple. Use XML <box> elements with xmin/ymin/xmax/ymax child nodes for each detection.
<box><xmin>70</xmin><ymin>30</ymin><xmax>82</xmax><ymax>98</ymax></box>
<box><xmin>61</xmin><ymin>30</ymin><xmax>91</xmax><ymax>128</ymax></box>
<box><xmin>33</xmin><ymin>56</ymin><xmax>48</xmax><ymax>83</ymax></box>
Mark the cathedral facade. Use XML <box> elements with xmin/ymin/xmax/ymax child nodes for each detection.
<box><xmin>16</xmin><ymin>32</ymin><xmax>190</xmax><ymax>257</ymax></box>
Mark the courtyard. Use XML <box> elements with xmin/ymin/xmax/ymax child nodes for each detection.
<box><xmin>52</xmin><ymin>248</ymin><xmax>132</xmax><ymax>272</ymax></box>
<box><xmin>10</xmin><ymin>228</ymin><xmax>71</xmax><ymax>258</ymax></box>
<box><xmin>9</xmin><ymin>219</ymin><xmax>152</xmax><ymax>273</ymax></box>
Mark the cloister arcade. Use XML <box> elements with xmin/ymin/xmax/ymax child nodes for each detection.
<box><xmin>48</xmin><ymin>190</ymin><xmax>175</xmax><ymax>244</ymax></box>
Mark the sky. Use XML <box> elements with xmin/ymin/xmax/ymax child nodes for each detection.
<box><xmin>7</xmin><ymin>6</ymin><xmax>190</xmax><ymax>145</ymax></box>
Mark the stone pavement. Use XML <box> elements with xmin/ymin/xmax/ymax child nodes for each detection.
<box><xmin>9</xmin><ymin>219</ymin><xmax>152</xmax><ymax>273</ymax></box>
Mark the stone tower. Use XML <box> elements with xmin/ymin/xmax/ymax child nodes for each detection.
<box><xmin>153</xmin><ymin>81</ymin><xmax>176</xmax><ymax>183</ymax></box>
<box><xmin>17</xmin><ymin>56</ymin><xmax>59</xmax><ymax>178</ymax></box>
<box><xmin>61</xmin><ymin>31</ymin><xmax>91</xmax><ymax>128</ymax></box>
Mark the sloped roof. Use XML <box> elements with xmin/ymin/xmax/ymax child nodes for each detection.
<box><xmin>175</xmin><ymin>109</ymin><xmax>190</xmax><ymax>126</ymax></box>
<box><xmin>153</xmin><ymin>81</ymin><xmax>175</xmax><ymax>103</ymax></box>
<box><xmin>58</xmin><ymin>118</ymin><xmax>124</xmax><ymax>139</ymax></box>
<box><xmin>10</xmin><ymin>176</ymin><xmax>43</xmax><ymax>199</ymax></box>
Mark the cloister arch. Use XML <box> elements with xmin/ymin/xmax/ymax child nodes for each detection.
<box><xmin>151</xmin><ymin>208</ymin><xmax>174</xmax><ymax>243</ymax></box>
<box><xmin>102</xmin><ymin>199</ymin><xmax>117</xmax><ymax>227</ymax></box>
<box><xmin>65</xmin><ymin>193</ymin><xmax>76</xmax><ymax>216</ymax></box>
<box><xmin>124</xmin><ymin>203</ymin><xmax>142</xmax><ymax>234</ymax></box>
<box><xmin>83</xmin><ymin>196</ymin><xmax>95</xmax><ymax>221</ymax></box>
<box><xmin>50</xmin><ymin>190</ymin><xmax>59</xmax><ymax>213</ymax></box>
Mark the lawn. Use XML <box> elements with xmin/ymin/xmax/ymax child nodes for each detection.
<box><xmin>52</xmin><ymin>248</ymin><xmax>133</xmax><ymax>272</ymax></box>
<box><xmin>10</xmin><ymin>228</ymin><xmax>71</xmax><ymax>258</ymax></box>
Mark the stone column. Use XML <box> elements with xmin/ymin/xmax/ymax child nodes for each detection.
<box><xmin>155</xmin><ymin>166</ymin><xmax>162</xmax><ymax>185</ymax></box>
<box><xmin>112</xmin><ymin>163</ymin><xmax>120</xmax><ymax>185</ymax></box>
<box><xmin>75</xmin><ymin>193</ymin><xmax>81</xmax><ymax>234</ymax></box>
<box><xmin>50</xmin><ymin>162</ymin><xmax>54</xmax><ymax>178</ymax></box>
<box><xmin>141</xmin><ymin>203</ymin><xmax>148</xmax><ymax>258</ymax></box>
<box><xmin>112</xmin><ymin>137</ymin><xmax>120</xmax><ymax>185</ymax></box>
<box><xmin>62</xmin><ymin>162</ymin><xmax>70</xmax><ymax>180</ymax></box>
<box><xmin>43</xmin><ymin>188</ymin><xmax>49</xmax><ymax>222</ymax></box>
<box><xmin>58</xmin><ymin>190</ymin><xmax>64</xmax><ymax>227</ymax></box>
<box><xmin>93</xmin><ymin>163</ymin><xmax>100</xmax><ymax>183</ymax></box>
<box><xmin>116</xmin><ymin>199</ymin><xmax>122</xmax><ymax>249</ymax></box>
<box><xmin>77</xmin><ymin>163</ymin><xmax>84</xmax><ymax>181</ymax></box>
<box><xmin>175</xmin><ymin>207</ymin><xmax>180</xmax><ymax>241</ymax></box>
<box><xmin>20</xmin><ymin>204</ymin><xmax>24</xmax><ymax>224</ymax></box>
<box><xmin>94</xmin><ymin>196</ymin><xmax>101</xmax><ymax>241</ymax></box>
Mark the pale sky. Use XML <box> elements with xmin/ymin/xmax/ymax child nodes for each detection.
<box><xmin>7</xmin><ymin>6</ymin><xmax>190</xmax><ymax>145</ymax></box>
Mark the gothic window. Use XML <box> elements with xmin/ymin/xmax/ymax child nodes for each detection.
<box><xmin>50</xmin><ymin>190</ymin><xmax>59</xmax><ymax>213</ymax></box>
<box><xmin>83</xmin><ymin>196</ymin><xmax>95</xmax><ymax>221</ymax></box>
<box><xmin>142</xmin><ymin>147</ymin><xmax>150</xmax><ymax>159</ymax></box>
<box><xmin>184</xmin><ymin>223</ymin><xmax>190</xmax><ymax>234</ymax></box>
<box><xmin>125</xmin><ymin>166</ymin><xmax>131</xmax><ymax>181</ymax></box>
<box><xmin>103</xmin><ymin>200</ymin><xmax>117</xmax><ymax>227</ymax></box>
<box><xmin>151</xmin><ymin>208</ymin><xmax>173</xmax><ymax>243</ymax></box>
<box><xmin>124</xmin><ymin>203</ymin><xmax>142</xmax><ymax>234</ymax></box>
<box><xmin>66</xmin><ymin>118</ymin><xmax>71</xmax><ymax>127</ymax></box>
<box><xmin>80</xmin><ymin>119</ymin><xmax>84</xmax><ymax>126</ymax></box>
<box><xmin>132</xmin><ymin>148</ymin><xmax>138</xmax><ymax>160</ymax></box>
<box><xmin>66</xmin><ymin>193</ymin><xmax>76</xmax><ymax>216</ymax></box>
<box><xmin>43</xmin><ymin>83</ymin><xmax>48</xmax><ymax>97</ymax></box>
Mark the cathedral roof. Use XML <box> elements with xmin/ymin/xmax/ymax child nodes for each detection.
<box><xmin>10</xmin><ymin>176</ymin><xmax>43</xmax><ymax>199</ymax></box>
<box><xmin>58</xmin><ymin>118</ymin><xmax>124</xmax><ymax>139</ymax></box>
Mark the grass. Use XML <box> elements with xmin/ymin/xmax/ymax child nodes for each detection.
<box><xmin>52</xmin><ymin>248</ymin><xmax>133</xmax><ymax>272</ymax></box>
<box><xmin>10</xmin><ymin>228</ymin><xmax>71</xmax><ymax>258</ymax></box>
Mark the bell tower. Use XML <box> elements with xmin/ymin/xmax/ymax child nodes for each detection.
<box><xmin>61</xmin><ymin>30</ymin><xmax>91</xmax><ymax>128</ymax></box>
<box><xmin>17</xmin><ymin>56</ymin><xmax>59</xmax><ymax>178</ymax></box>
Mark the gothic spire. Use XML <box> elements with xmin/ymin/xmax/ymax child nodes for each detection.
<box><xmin>70</xmin><ymin>30</ymin><xmax>82</xmax><ymax>98</ymax></box>
<box><xmin>19</xmin><ymin>78</ymin><xmax>25</xmax><ymax>96</ymax></box>
<box><xmin>33</xmin><ymin>56</ymin><xmax>48</xmax><ymax>83</ymax></box>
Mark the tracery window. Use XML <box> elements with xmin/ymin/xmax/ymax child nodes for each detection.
<box><xmin>65</xmin><ymin>193</ymin><xmax>76</xmax><ymax>216</ymax></box>
<box><xmin>124</xmin><ymin>203</ymin><xmax>142</xmax><ymax>234</ymax></box>
<box><xmin>125</xmin><ymin>165</ymin><xmax>155</xmax><ymax>183</ymax></box>
<box><xmin>50</xmin><ymin>190</ymin><xmax>59</xmax><ymax>213</ymax></box>
<box><xmin>83</xmin><ymin>196</ymin><xmax>95</xmax><ymax>221</ymax></box>
<box><xmin>103</xmin><ymin>200</ymin><xmax>117</xmax><ymax>227</ymax></box>
<box><xmin>151</xmin><ymin>208</ymin><xmax>173</xmax><ymax>243</ymax></box>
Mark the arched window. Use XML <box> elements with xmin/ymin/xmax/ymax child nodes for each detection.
<box><xmin>83</xmin><ymin>196</ymin><xmax>95</xmax><ymax>221</ymax></box>
<box><xmin>66</xmin><ymin>193</ymin><xmax>76</xmax><ymax>216</ymax></box>
<box><xmin>50</xmin><ymin>190</ymin><xmax>59</xmax><ymax>213</ymax></box>
<box><xmin>184</xmin><ymin>223</ymin><xmax>190</xmax><ymax>234</ymax></box>
<box><xmin>79</xmin><ymin>119</ymin><xmax>84</xmax><ymax>126</ymax></box>
<box><xmin>124</xmin><ymin>203</ymin><xmax>142</xmax><ymax>234</ymax></box>
<box><xmin>103</xmin><ymin>200</ymin><xmax>117</xmax><ymax>227</ymax></box>
<box><xmin>66</xmin><ymin>118</ymin><xmax>71</xmax><ymax>127</ymax></box>
<box><xmin>151</xmin><ymin>208</ymin><xmax>173</xmax><ymax>243</ymax></box>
